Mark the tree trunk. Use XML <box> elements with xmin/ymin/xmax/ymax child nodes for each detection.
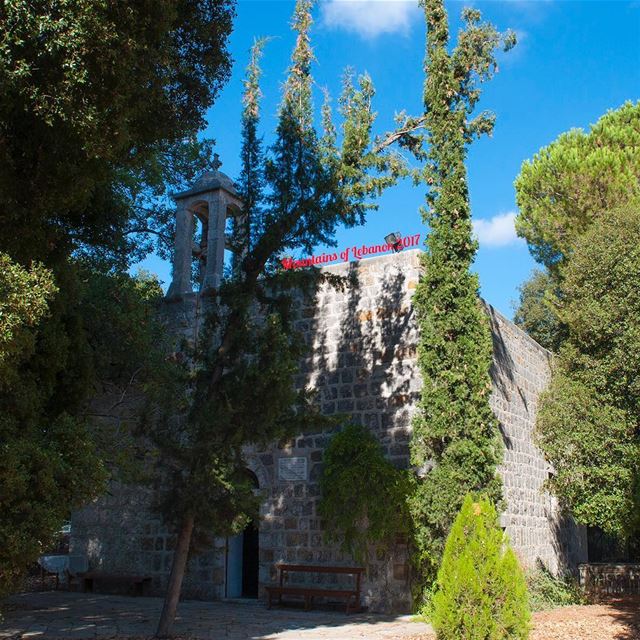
<box><xmin>155</xmin><ymin>513</ymin><xmax>195</xmax><ymax>638</ymax></box>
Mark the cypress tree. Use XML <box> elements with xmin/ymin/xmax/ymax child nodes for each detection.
<box><xmin>235</xmin><ymin>37</ymin><xmax>268</xmax><ymax>256</ymax></box>
<box><xmin>407</xmin><ymin>0</ymin><xmax>516</xmax><ymax>601</ymax></box>
<box><xmin>432</xmin><ymin>495</ymin><xmax>530</xmax><ymax>639</ymax></box>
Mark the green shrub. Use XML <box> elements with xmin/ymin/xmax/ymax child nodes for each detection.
<box><xmin>431</xmin><ymin>495</ymin><xmax>530</xmax><ymax>640</ymax></box>
<box><xmin>527</xmin><ymin>561</ymin><xmax>586</xmax><ymax>611</ymax></box>
<box><xmin>318</xmin><ymin>424</ymin><xmax>411</xmax><ymax>561</ymax></box>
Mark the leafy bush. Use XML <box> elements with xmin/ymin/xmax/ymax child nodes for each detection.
<box><xmin>527</xmin><ymin>561</ymin><xmax>586</xmax><ymax>611</ymax></box>
<box><xmin>318</xmin><ymin>424</ymin><xmax>411</xmax><ymax>561</ymax></box>
<box><xmin>431</xmin><ymin>495</ymin><xmax>530</xmax><ymax>640</ymax></box>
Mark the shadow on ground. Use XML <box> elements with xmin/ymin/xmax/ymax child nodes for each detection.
<box><xmin>607</xmin><ymin>597</ymin><xmax>640</xmax><ymax>640</ymax></box>
<box><xmin>0</xmin><ymin>591</ymin><xmax>430</xmax><ymax>639</ymax></box>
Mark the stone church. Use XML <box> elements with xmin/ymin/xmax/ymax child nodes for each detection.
<box><xmin>71</xmin><ymin>168</ymin><xmax>587</xmax><ymax>612</ymax></box>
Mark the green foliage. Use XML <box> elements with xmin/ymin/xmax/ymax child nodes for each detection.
<box><xmin>0</xmin><ymin>0</ymin><xmax>235</xmax><ymax>596</ymax></box>
<box><xmin>515</xmin><ymin>101</ymin><xmax>640</xmax><ymax>270</ymax></box>
<box><xmin>78</xmin><ymin>267</ymin><xmax>172</xmax><ymax>480</ymax></box>
<box><xmin>0</xmin><ymin>263</ymin><xmax>171</xmax><ymax>596</ymax></box>
<box><xmin>404</xmin><ymin>0</ymin><xmax>513</xmax><ymax>600</ymax></box>
<box><xmin>526</xmin><ymin>562</ymin><xmax>585</xmax><ymax>612</ymax></box>
<box><xmin>513</xmin><ymin>270</ymin><xmax>565</xmax><ymax>352</ymax></box>
<box><xmin>536</xmin><ymin>204</ymin><xmax>640</xmax><ymax>538</ymax></box>
<box><xmin>514</xmin><ymin>103</ymin><xmax>640</xmax><ymax>355</ymax></box>
<box><xmin>78</xmin><ymin>266</ymin><xmax>165</xmax><ymax>388</ymax></box>
<box><xmin>0</xmin><ymin>413</ymin><xmax>107</xmax><ymax>597</ymax></box>
<box><xmin>318</xmin><ymin>424</ymin><xmax>411</xmax><ymax>562</ymax></box>
<box><xmin>0</xmin><ymin>0</ymin><xmax>235</xmax><ymax>263</ymax></box>
<box><xmin>514</xmin><ymin>107</ymin><xmax>640</xmax><ymax>541</ymax></box>
<box><xmin>153</xmin><ymin>0</ymin><xmax>404</xmax><ymax>553</ymax></box>
<box><xmin>431</xmin><ymin>495</ymin><xmax>530</xmax><ymax>640</ymax></box>
<box><xmin>0</xmin><ymin>253</ymin><xmax>57</xmax><ymax>369</ymax></box>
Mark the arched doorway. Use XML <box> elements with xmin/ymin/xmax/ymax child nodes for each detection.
<box><xmin>225</xmin><ymin>470</ymin><xmax>259</xmax><ymax>599</ymax></box>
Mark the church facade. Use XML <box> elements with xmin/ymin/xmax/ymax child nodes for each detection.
<box><xmin>70</xmin><ymin>170</ymin><xmax>587</xmax><ymax>612</ymax></box>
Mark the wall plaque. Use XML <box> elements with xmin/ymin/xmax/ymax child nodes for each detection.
<box><xmin>278</xmin><ymin>456</ymin><xmax>308</xmax><ymax>482</ymax></box>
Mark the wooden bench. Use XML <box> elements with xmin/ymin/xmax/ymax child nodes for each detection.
<box><xmin>78</xmin><ymin>571</ymin><xmax>152</xmax><ymax>596</ymax></box>
<box><xmin>265</xmin><ymin>564</ymin><xmax>365</xmax><ymax>613</ymax></box>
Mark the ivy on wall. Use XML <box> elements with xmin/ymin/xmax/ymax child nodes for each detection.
<box><xmin>318</xmin><ymin>424</ymin><xmax>411</xmax><ymax>563</ymax></box>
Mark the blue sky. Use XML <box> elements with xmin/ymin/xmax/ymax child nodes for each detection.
<box><xmin>138</xmin><ymin>0</ymin><xmax>639</xmax><ymax>318</ymax></box>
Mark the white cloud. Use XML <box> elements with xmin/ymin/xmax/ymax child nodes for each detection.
<box><xmin>321</xmin><ymin>0</ymin><xmax>420</xmax><ymax>39</ymax></box>
<box><xmin>473</xmin><ymin>212</ymin><xmax>524</xmax><ymax>248</ymax></box>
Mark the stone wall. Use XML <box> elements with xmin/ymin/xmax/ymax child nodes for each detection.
<box><xmin>486</xmin><ymin>305</ymin><xmax>588</xmax><ymax>572</ymax></box>
<box><xmin>579</xmin><ymin>563</ymin><xmax>640</xmax><ymax>596</ymax></box>
<box><xmin>71</xmin><ymin>249</ymin><xmax>586</xmax><ymax>612</ymax></box>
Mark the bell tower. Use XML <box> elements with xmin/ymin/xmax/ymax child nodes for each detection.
<box><xmin>167</xmin><ymin>155</ymin><xmax>244</xmax><ymax>298</ymax></box>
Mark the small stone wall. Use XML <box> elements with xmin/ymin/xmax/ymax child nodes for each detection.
<box><xmin>579</xmin><ymin>563</ymin><xmax>640</xmax><ymax>596</ymax></box>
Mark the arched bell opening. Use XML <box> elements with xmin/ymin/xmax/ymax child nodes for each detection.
<box><xmin>224</xmin><ymin>202</ymin><xmax>248</xmax><ymax>278</ymax></box>
<box><xmin>190</xmin><ymin>200</ymin><xmax>209</xmax><ymax>288</ymax></box>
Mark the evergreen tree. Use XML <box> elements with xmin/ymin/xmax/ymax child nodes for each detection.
<box><xmin>513</xmin><ymin>103</ymin><xmax>640</xmax><ymax>354</ymax></box>
<box><xmin>154</xmin><ymin>2</ymin><xmax>403</xmax><ymax>635</ymax></box>
<box><xmin>405</xmin><ymin>0</ymin><xmax>515</xmax><ymax>602</ymax></box>
<box><xmin>515</xmin><ymin>101</ymin><xmax>640</xmax><ymax>271</ymax></box>
<box><xmin>512</xmin><ymin>270</ymin><xmax>565</xmax><ymax>353</ymax></box>
<box><xmin>536</xmin><ymin>203</ymin><xmax>640</xmax><ymax>538</ymax></box>
<box><xmin>432</xmin><ymin>495</ymin><xmax>530</xmax><ymax>640</ymax></box>
<box><xmin>235</xmin><ymin>37</ymin><xmax>268</xmax><ymax>256</ymax></box>
<box><xmin>512</xmin><ymin>105</ymin><xmax>640</xmax><ymax>541</ymax></box>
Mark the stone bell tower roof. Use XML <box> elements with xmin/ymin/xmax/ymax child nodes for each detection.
<box><xmin>172</xmin><ymin>154</ymin><xmax>238</xmax><ymax>200</ymax></box>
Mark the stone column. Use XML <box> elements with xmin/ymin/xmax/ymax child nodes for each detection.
<box><xmin>167</xmin><ymin>200</ymin><xmax>194</xmax><ymax>297</ymax></box>
<box><xmin>202</xmin><ymin>191</ymin><xmax>227</xmax><ymax>291</ymax></box>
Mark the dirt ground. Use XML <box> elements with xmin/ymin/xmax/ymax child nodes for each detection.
<box><xmin>410</xmin><ymin>598</ymin><xmax>640</xmax><ymax>640</ymax></box>
<box><xmin>528</xmin><ymin>598</ymin><xmax>640</xmax><ymax>640</ymax></box>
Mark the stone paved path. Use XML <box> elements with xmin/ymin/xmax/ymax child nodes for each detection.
<box><xmin>0</xmin><ymin>592</ymin><xmax>432</xmax><ymax>640</ymax></box>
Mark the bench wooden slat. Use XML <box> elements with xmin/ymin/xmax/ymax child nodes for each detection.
<box><xmin>275</xmin><ymin>563</ymin><xmax>365</xmax><ymax>575</ymax></box>
<box><xmin>80</xmin><ymin>572</ymin><xmax>151</xmax><ymax>596</ymax></box>
<box><xmin>82</xmin><ymin>572</ymin><xmax>149</xmax><ymax>582</ymax></box>
<box><xmin>267</xmin><ymin>564</ymin><xmax>364</xmax><ymax>613</ymax></box>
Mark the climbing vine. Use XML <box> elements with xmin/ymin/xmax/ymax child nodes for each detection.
<box><xmin>318</xmin><ymin>424</ymin><xmax>411</xmax><ymax>562</ymax></box>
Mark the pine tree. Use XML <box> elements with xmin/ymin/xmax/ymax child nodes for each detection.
<box><xmin>405</xmin><ymin>0</ymin><xmax>516</xmax><ymax>602</ymax></box>
<box><xmin>154</xmin><ymin>2</ymin><xmax>404</xmax><ymax>635</ymax></box>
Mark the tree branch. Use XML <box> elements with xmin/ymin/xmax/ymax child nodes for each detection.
<box><xmin>126</xmin><ymin>227</ymin><xmax>172</xmax><ymax>245</ymax></box>
<box><xmin>374</xmin><ymin>115</ymin><xmax>428</xmax><ymax>153</ymax></box>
